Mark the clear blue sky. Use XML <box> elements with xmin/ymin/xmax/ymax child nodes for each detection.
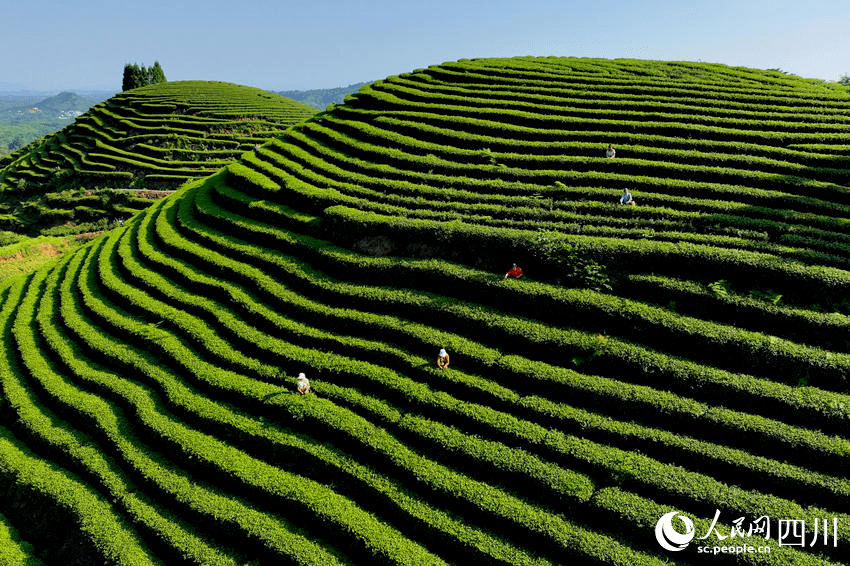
<box><xmin>2</xmin><ymin>0</ymin><xmax>848</xmax><ymax>92</ymax></box>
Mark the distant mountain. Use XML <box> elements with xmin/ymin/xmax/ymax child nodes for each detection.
<box><xmin>278</xmin><ymin>81</ymin><xmax>370</xmax><ymax>109</ymax></box>
<box><xmin>0</xmin><ymin>91</ymin><xmax>117</xmax><ymax>157</ymax></box>
<box><xmin>5</xmin><ymin>92</ymin><xmax>98</xmax><ymax>120</ymax></box>
<box><xmin>0</xmin><ymin>92</ymin><xmax>104</xmax><ymax>156</ymax></box>
<box><xmin>29</xmin><ymin>92</ymin><xmax>94</xmax><ymax>114</ymax></box>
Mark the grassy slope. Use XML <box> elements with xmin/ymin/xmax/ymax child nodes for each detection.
<box><xmin>0</xmin><ymin>235</ymin><xmax>83</xmax><ymax>282</ymax></box>
<box><xmin>1</xmin><ymin>57</ymin><xmax>849</xmax><ymax>566</ymax></box>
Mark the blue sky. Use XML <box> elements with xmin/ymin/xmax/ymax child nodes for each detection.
<box><xmin>2</xmin><ymin>0</ymin><xmax>848</xmax><ymax>92</ymax></box>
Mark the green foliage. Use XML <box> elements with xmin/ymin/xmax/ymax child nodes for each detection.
<box><xmin>533</xmin><ymin>230</ymin><xmax>613</xmax><ymax>291</ymax></box>
<box><xmin>0</xmin><ymin>231</ymin><xmax>26</xmax><ymax>247</ymax></box>
<box><xmin>122</xmin><ymin>63</ymin><xmax>142</xmax><ymax>91</ymax></box>
<box><xmin>148</xmin><ymin>61</ymin><xmax>167</xmax><ymax>84</ymax></box>
<box><xmin>708</xmin><ymin>278</ymin><xmax>731</xmax><ymax>297</ymax></box>
<box><xmin>750</xmin><ymin>287</ymin><xmax>783</xmax><ymax>305</ymax></box>
<box><xmin>0</xmin><ymin>511</ymin><xmax>45</xmax><ymax>566</ymax></box>
<box><xmin>122</xmin><ymin>61</ymin><xmax>167</xmax><ymax>91</ymax></box>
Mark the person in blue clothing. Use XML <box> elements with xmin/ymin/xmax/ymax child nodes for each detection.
<box><xmin>619</xmin><ymin>188</ymin><xmax>635</xmax><ymax>206</ymax></box>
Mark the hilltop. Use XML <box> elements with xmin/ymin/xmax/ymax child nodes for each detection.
<box><xmin>0</xmin><ymin>81</ymin><xmax>316</xmax><ymax>235</ymax></box>
<box><xmin>1</xmin><ymin>57</ymin><xmax>850</xmax><ymax>566</ymax></box>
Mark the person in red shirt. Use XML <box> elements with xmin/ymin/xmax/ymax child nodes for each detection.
<box><xmin>504</xmin><ymin>263</ymin><xmax>523</xmax><ymax>279</ymax></box>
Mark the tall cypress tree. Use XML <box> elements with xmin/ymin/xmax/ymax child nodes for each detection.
<box><xmin>140</xmin><ymin>64</ymin><xmax>151</xmax><ymax>86</ymax></box>
<box><xmin>122</xmin><ymin>64</ymin><xmax>137</xmax><ymax>91</ymax></box>
<box><xmin>150</xmin><ymin>61</ymin><xmax>167</xmax><ymax>84</ymax></box>
<box><xmin>132</xmin><ymin>64</ymin><xmax>145</xmax><ymax>88</ymax></box>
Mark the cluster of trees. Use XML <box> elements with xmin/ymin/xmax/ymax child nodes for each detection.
<box><xmin>122</xmin><ymin>62</ymin><xmax>167</xmax><ymax>91</ymax></box>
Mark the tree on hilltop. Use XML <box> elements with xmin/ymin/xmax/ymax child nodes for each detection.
<box><xmin>122</xmin><ymin>61</ymin><xmax>167</xmax><ymax>91</ymax></box>
<box><xmin>122</xmin><ymin>63</ymin><xmax>143</xmax><ymax>91</ymax></box>
<box><xmin>149</xmin><ymin>61</ymin><xmax>167</xmax><ymax>84</ymax></box>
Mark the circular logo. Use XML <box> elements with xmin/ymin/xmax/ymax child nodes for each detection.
<box><xmin>655</xmin><ymin>511</ymin><xmax>696</xmax><ymax>552</ymax></box>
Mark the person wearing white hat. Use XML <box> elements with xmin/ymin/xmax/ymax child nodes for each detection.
<box><xmin>437</xmin><ymin>348</ymin><xmax>450</xmax><ymax>370</ymax></box>
<box><xmin>296</xmin><ymin>372</ymin><xmax>311</xmax><ymax>394</ymax></box>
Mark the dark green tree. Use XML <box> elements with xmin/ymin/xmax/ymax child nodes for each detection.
<box><xmin>122</xmin><ymin>63</ymin><xmax>145</xmax><ymax>91</ymax></box>
<box><xmin>122</xmin><ymin>62</ymin><xmax>166</xmax><ymax>91</ymax></box>
<box><xmin>133</xmin><ymin>64</ymin><xmax>146</xmax><ymax>87</ymax></box>
<box><xmin>121</xmin><ymin>64</ymin><xmax>134</xmax><ymax>91</ymax></box>
<box><xmin>150</xmin><ymin>61</ymin><xmax>167</xmax><ymax>84</ymax></box>
<box><xmin>839</xmin><ymin>74</ymin><xmax>850</xmax><ymax>87</ymax></box>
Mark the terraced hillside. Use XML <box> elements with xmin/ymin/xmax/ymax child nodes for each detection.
<box><xmin>2</xmin><ymin>57</ymin><xmax>850</xmax><ymax>565</ymax></box>
<box><xmin>0</xmin><ymin>81</ymin><xmax>316</xmax><ymax>234</ymax></box>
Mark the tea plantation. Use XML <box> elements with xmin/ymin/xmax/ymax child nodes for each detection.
<box><xmin>1</xmin><ymin>57</ymin><xmax>849</xmax><ymax>565</ymax></box>
<box><xmin>0</xmin><ymin>81</ymin><xmax>316</xmax><ymax>235</ymax></box>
